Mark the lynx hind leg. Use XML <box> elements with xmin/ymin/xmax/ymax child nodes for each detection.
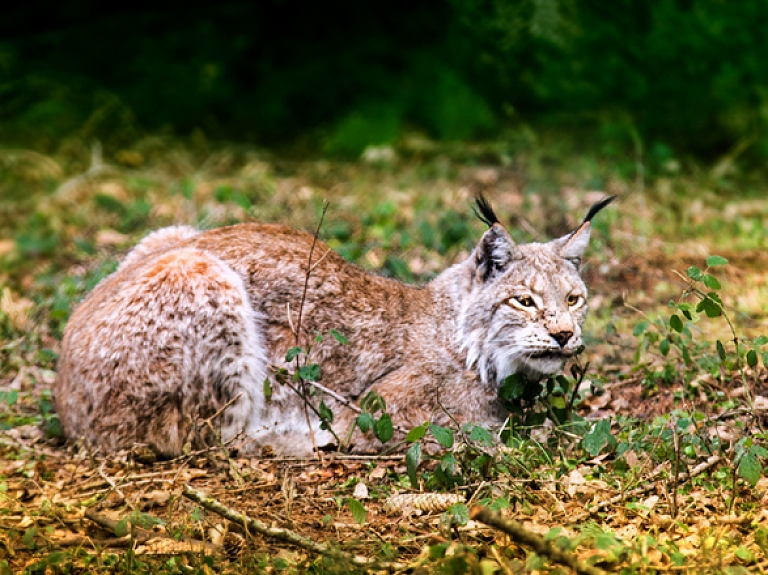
<box><xmin>87</xmin><ymin>248</ymin><xmax>266</xmax><ymax>456</ymax></box>
<box><xmin>118</xmin><ymin>226</ymin><xmax>200</xmax><ymax>270</ymax></box>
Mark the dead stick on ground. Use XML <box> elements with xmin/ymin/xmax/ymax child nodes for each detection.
<box><xmin>48</xmin><ymin>534</ymin><xmax>138</xmax><ymax>550</ymax></box>
<box><xmin>183</xmin><ymin>484</ymin><xmax>403</xmax><ymax>570</ymax></box>
<box><xmin>470</xmin><ymin>506</ymin><xmax>609</xmax><ymax>575</ymax></box>
<box><xmin>97</xmin><ymin>461</ymin><xmax>132</xmax><ymax>509</ymax></box>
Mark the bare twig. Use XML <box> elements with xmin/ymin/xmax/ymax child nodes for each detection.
<box><xmin>511</xmin><ymin>216</ymin><xmax>543</xmax><ymax>241</ymax></box>
<box><xmin>182</xmin><ymin>484</ymin><xmax>403</xmax><ymax>570</ymax></box>
<box><xmin>98</xmin><ymin>461</ymin><xmax>132</xmax><ymax>509</ymax></box>
<box><xmin>270</xmin><ymin>365</ymin><xmax>409</xmax><ymax>442</ymax></box>
<box><xmin>309</xmin><ymin>248</ymin><xmax>332</xmax><ymax>273</ymax></box>
<box><xmin>567</xmin><ymin>360</ymin><xmax>590</xmax><ymax>414</ymax></box>
<box><xmin>671</xmin><ymin>425</ymin><xmax>680</xmax><ymax>518</ymax></box>
<box><xmin>285</xmin><ymin>302</ymin><xmax>296</xmax><ymax>338</ymax></box>
<box><xmin>262</xmin><ymin>453</ymin><xmax>406</xmax><ymax>463</ymax></box>
<box><xmin>308</xmin><ymin>379</ymin><xmax>362</xmax><ymax>414</ymax></box>
<box><xmin>47</xmin><ymin>534</ymin><xmax>135</xmax><ymax>549</ymax></box>
<box><xmin>277</xmin><ymin>374</ymin><xmax>341</xmax><ymax>446</ymax></box>
<box><xmin>437</xmin><ymin>395</ymin><xmax>495</xmax><ymax>458</ymax></box>
<box><xmin>196</xmin><ymin>391</ymin><xmax>247</xmax><ymax>484</ymax></box>
<box><xmin>470</xmin><ymin>506</ymin><xmax>609</xmax><ymax>575</ymax></box>
<box><xmin>53</xmin><ymin>141</ymin><xmax>121</xmax><ymax>200</ymax></box>
<box><xmin>204</xmin><ymin>392</ymin><xmax>243</xmax><ymax>428</ymax></box>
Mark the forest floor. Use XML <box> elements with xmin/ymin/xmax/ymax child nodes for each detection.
<box><xmin>2</xmin><ymin>136</ymin><xmax>768</xmax><ymax>573</ymax></box>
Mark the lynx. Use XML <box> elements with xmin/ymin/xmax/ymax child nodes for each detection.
<box><xmin>54</xmin><ymin>196</ymin><xmax>614</xmax><ymax>457</ymax></box>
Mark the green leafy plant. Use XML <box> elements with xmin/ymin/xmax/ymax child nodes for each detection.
<box><xmin>497</xmin><ymin>360</ymin><xmax>606</xmax><ymax>450</ymax></box>
<box><xmin>635</xmin><ymin>255</ymin><xmax>768</xmax><ymax>400</ymax></box>
<box><xmin>270</xmin><ymin>330</ymin><xmax>348</xmax><ymax>446</ymax></box>
<box><xmin>354</xmin><ymin>391</ymin><xmax>394</xmax><ymax>445</ymax></box>
<box><xmin>345</xmin><ymin>497</ymin><xmax>368</xmax><ymax>525</ymax></box>
<box><xmin>629</xmin><ymin>255</ymin><xmax>768</xmax><ymax>502</ymax></box>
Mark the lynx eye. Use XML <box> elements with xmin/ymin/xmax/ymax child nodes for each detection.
<box><xmin>567</xmin><ymin>294</ymin><xmax>582</xmax><ymax>306</ymax></box>
<box><xmin>511</xmin><ymin>296</ymin><xmax>535</xmax><ymax>308</ymax></box>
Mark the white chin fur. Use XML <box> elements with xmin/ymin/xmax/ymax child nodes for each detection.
<box><xmin>518</xmin><ymin>356</ymin><xmax>566</xmax><ymax>380</ymax></box>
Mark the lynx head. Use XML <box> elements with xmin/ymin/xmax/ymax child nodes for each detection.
<box><xmin>456</xmin><ymin>195</ymin><xmax>615</xmax><ymax>385</ymax></box>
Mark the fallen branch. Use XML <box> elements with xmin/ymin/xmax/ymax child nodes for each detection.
<box><xmin>47</xmin><ymin>534</ymin><xmax>135</xmax><ymax>550</ymax></box>
<box><xmin>470</xmin><ymin>506</ymin><xmax>609</xmax><ymax>575</ymax></box>
<box><xmin>182</xmin><ymin>484</ymin><xmax>403</xmax><ymax>570</ymax></box>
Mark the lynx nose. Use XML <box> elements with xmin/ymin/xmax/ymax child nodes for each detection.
<box><xmin>551</xmin><ymin>330</ymin><xmax>573</xmax><ymax>348</ymax></box>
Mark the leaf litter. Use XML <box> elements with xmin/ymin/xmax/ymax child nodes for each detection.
<box><xmin>2</xmin><ymin>141</ymin><xmax>768</xmax><ymax>572</ymax></box>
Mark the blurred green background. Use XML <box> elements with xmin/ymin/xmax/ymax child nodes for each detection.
<box><xmin>3</xmin><ymin>0</ymin><xmax>767</xmax><ymax>160</ymax></box>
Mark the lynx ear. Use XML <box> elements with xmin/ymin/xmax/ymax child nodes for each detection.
<box><xmin>474</xmin><ymin>224</ymin><xmax>520</xmax><ymax>282</ymax></box>
<box><xmin>556</xmin><ymin>195</ymin><xmax>616</xmax><ymax>267</ymax></box>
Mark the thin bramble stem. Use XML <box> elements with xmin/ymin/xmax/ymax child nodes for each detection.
<box><xmin>280</xmin><ymin>374</ymin><xmax>341</xmax><ymax>446</ymax></box>
<box><xmin>290</xmin><ymin>201</ymin><xmax>330</xmax><ymax>461</ymax></box>
<box><xmin>671</xmin><ymin>425</ymin><xmax>680</xmax><ymax>518</ymax></box>
<box><xmin>295</xmin><ymin>202</ymin><xmax>329</xmax><ymax>345</ymax></box>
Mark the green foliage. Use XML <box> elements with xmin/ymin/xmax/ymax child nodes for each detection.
<box><xmin>355</xmin><ymin>391</ymin><xmax>394</xmax><ymax>444</ymax></box>
<box><xmin>497</xmin><ymin>363</ymin><xmax>599</xmax><ymax>444</ymax></box>
<box><xmin>428</xmin><ymin>424</ymin><xmax>455</xmax><ymax>449</ymax></box>
<box><xmin>285</xmin><ymin>346</ymin><xmax>303</xmax><ymax>362</ymax></box>
<box><xmin>7</xmin><ymin>0</ymin><xmax>768</xmax><ymax>158</ymax></box>
<box><xmin>583</xmin><ymin>418</ymin><xmax>616</xmax><ymax>457</ymax></box>
<box><xmin>633</xmin><ymin>255</ymin><xmax>768</xmax><ymax>401</ymax></box>
<box><xmin>405</xmin><ymin>442</ymin><xmax>422</xmax><ymax>488</ymax></box>
<box><xmin>114</xmin><ymin>510</ymin><xmax>166</xmax><ymax>538</ymax></box>
<box><xmin>440</xmin><ymin>502</ymin><xmax>470</xmax><ymax>532</ymax></box>
<box><xmin>628</xmin><ymin>256</ymin><xmax>768</xmax><ymax>504</ymax></box>
<box><xmin>330</xmin><ymin>329</ymin><xmax>348</xmax><ymax>345</ymax></box>
<box><xmin>298</xmin><ymin>363</ymin><xmax>321</xmax><ymax>382</ymax></box>
<box><xmin>736</xmin><ymin>438</ymin><xmax>768</xmax><ymax>487</ymax></box>
<box><xmin>375</xmin><ymin>414</ymin><xmax>394</xmax><ymax>443</ymax></box>
<box><xmin>271</xmin><ymin>330</ymin><xmax>361</xmax><ymax>442</ymax></box>
<box><xmin>345</xmin><ymin>498</ymin><xmax>368</xmax><ymax>525</ymax></box>
<box><xmin>323</xmin><ymin>104</ymin><xmax>402</xmax><ymax>158</ymax></box>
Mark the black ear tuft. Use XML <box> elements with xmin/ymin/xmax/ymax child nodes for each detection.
<box><xmin>582</xmin><ymin>195</ymin><xmax>617</xmax><ymax>224</ymax></box>
<box><xmin>473</xmin><ymin>195</ymin><xmax>500</xmax><ymax>228</ymax></box>
<box><xmin>474</xmin><ymin>225</ymin><xmax>518</xmax><ymax>282</ymax></box>
<box><xmin>555</xmin><ymin>195</ymin><xmax>617</xmax><ymax>266</ymax></box>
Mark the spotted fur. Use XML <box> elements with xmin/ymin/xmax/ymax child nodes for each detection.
<box><xmin>54</xmin><ymin>197</ymin><xmax>614</xmax><ymax>456</ymax></box>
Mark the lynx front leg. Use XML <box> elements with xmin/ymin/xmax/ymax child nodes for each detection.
<box><xmin>55</xmin><ymin>248</ymin><xmax>269</xmax><ymax>457</ymax></box>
